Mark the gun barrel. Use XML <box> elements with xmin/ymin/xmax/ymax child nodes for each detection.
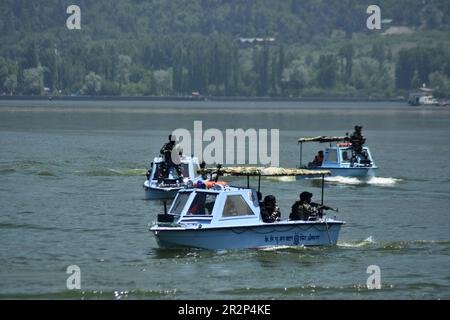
<box><xmin>321</xmin><ymin>205</ymin><xmax>338</xmax><ymax>212</ymax></box>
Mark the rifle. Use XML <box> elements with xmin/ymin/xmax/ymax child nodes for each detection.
<box><xmin>312</xmin><ymin>202</ymin><xmax>339</xmax><ymax>212</ymax></box>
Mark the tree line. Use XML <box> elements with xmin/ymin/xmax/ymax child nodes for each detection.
<box><xmin>0</xmin><ymin>0</ymin><xmax>449</xmax><ymax>97</ymax></box>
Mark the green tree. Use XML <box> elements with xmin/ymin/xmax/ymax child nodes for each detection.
<box><xmin>281</xmin><ymin>59</ymin><xmax>309</xmax><ymax>96</ymax></box>
<box><xmin>429</xmin><ymin>71</ymin><xmax>450</xmax><ymax>98</ymax></box>
<box><xmin>396</xmin><ymin>49</ymin><xmax>415</xmax><ymax>90</ymax></box>
<box><xmin>22</xmin><ymin>67</ymin><xmax>44</xmax><ymax>94</ymax></box>
<box><xmin>252</xmin><ymin>46</ymin><xmax>269</xmax><ymax>96</ymax></box>
<box><xmin>22</xmin><ymin>42</ymin><xmax>39</xmax><ymax>69</ymax></box>
<box><xmin>3</xmin><ymin>74</ymin><xmax>17</xmax><ymax>94</ymax></box>
<box><xmin>277</xmin><ymin>45</ymin><xmax>285</xmax><ymax>89</ymax></box>
<box><xmin>153</xmin><ymin>69</ymin><xmax>172</xmax><ymax>96</ymax></box>
<box><xmin>411</xmin><ymin>70</ymin><xmax>421</xmax><ymax>89</ymax></box>
<box><xmin>370</xmin><ymin>43</ymin><xmax>385</xmax><ymax>66</ymax></box>
<box><xmin>83</xmin><ymin>72</ymin><xmax>102</xmax><ymax>95</ymax></box>
<box><xmin>315</xmin><ymin>54</ymin><xmax>337</xmax><ymax>89</ymax></box>
<box><xmin>117</xmin><ymin>54</ymin><xmax>132</xmax><ymax>90</ymax></box>
<box><xmin>339</xmin><ymin>44</ymin><xmax>354</xmax><ymax>84</ymax></box>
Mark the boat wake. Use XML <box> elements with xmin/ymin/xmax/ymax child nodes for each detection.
<box><xmin>0</xmin><ymin>160</ymin><xmax>62</xmax><ymax>176</ymax></box>
<box><xmin>325</xmin><ymin>176</ymin><xmax>401</xmax><ymax>186</ymax></box>
<box><xmin>376</xmin><ymin>239</ymin><xmax>450</xmax><ymax>251</ymax></box>
<box><xmin>256</xmin><ymin>237</ymin><xmax>447</xmax><ymax>251</ymax></box>
<box><xmin>338</xmin><ymin>236</ymin><xmax>375</xmax><ymax>248</ymax></box>
<box><xmin>0</xmin><ymin>288</ymin><xmax>179</xmax><ymax>300</ymax></box>
<box><xmin>258</xmin><ymin>245</ymin><xmax>307</xmax><ymax>251</ymax></box>
<box><xmin>366</xmin><ymin>177</ymin><xmax>402</xmax><ymax>186</ymax></box>
<box><xmin>264</xmin><ymin>176</ymin><xmax>296</xmax><ymax>182</ymax></box>
<box><xmin>325</xmin><ymin>176</ymin><xmax>362</xmax><ymax>185</ymax></box>
<box><xmin>338</xmin><ymin>237</ymin><xmax>450</xmax><ymax>250</ymax></box>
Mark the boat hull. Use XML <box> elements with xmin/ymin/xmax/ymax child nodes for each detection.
<box><xmin>151</xmin><ymin>222</ymin><xmax>343</xmax><ymax>250</ymax></box>
<box><xmin>325</xmin><ymin>167</ymin><xmax>377</xmax><ymax>177</ymax></box>
<box><xmin>298</xmin><ymin>166</ymin><xmax>377</xmax><ymax>178</ymax></box>
<box><xmin>143</xmin><ymin>185</ymin><xmax>181</xmax><ymax>200</ymax></box>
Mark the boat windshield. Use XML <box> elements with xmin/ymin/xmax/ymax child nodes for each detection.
<box><xmin>171</xmin><ymin>192</ymin><xmax>192</xmax><ymax>215</ymax></box>
<box><xmin>341</xmin><ymin>150</ymin><xmax>350</xmax><ymax>163</ymax></box>
<box><xmin>223</xmin><ymin>195</ymin><xmax>255</xmax><ymax>217</ymax></box>
<box><xmin>187</xmin><ymin>192</ymin><xmax>217</xmax><ymax>216</ymax></box>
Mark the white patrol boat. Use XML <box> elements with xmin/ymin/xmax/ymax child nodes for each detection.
<box><xmin>143</xmin><ymin>155</ymin><xmax>207</xmax><ymax>200</ymax></box>
<box><xmin>297</xmin><ymin>128</ymin><xmax>378</xmax><ymax>178</ymax></box>
<box><xmin>150</xmin><ymin>167</ymin><xmax>345</xmax><ymax>249</ymax></box>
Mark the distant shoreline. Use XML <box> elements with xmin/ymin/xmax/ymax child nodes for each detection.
<box><xmin>0</xmin><ymin>95</ymin><xmax>406</xmax><ymax>103</ymax></box>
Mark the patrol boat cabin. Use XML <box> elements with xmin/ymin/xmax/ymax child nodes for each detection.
<box><xmin>143</xmin><ymin>155</ymin><xmax>206</xmax><ymax>200</ymax></box>
<box><xmin>298</xmin><ymin>130</ymin><xmax>377</xmax><ymax>178</ymax></box>
<box><xmin>150</xmin><ymin>167</ymin><xmax>345</xmax><ymax>250</ymax></box>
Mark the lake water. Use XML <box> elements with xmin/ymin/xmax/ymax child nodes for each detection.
<box><xmin>0</xmin><ymin>100</ymin><xmax>449</xmax><ymax>299</ymax></box>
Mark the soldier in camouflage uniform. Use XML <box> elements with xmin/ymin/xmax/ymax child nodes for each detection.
<box><xmin>349</xmin><ymin>125</ymin><xmax>370</xmax><ymax>164</ymax></box>
<box><xmin>159</xmin><ymin>134</ymin><xmax>183</xmax><ymax>178</ymax></box>
<box><xmin>260</xmin><ymin>195</ymin><xmax>281</xmax><ymax>223</ymax></box>
<box><xmin>290</xmin><ymin>192</ymin><xmax>331</xmax><ymax>221</ymax></box>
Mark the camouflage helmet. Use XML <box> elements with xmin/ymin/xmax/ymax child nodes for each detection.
<box><xmin>263</xmin><ymin>195</ymin><xmax>276</xmax><ymax>204</ymax></box>
<box><xmin>300</xmin><ymin>191</ymin><xmax>313</xmax><ymax>201</ymax></box>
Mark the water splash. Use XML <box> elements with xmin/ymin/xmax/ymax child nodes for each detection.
<box><xmin>366</xmin><ymin>177</ymin><xmax>402</xmax><ymax>186</ymax></box>
<box><xmin>0</xmin><ymin>289</ymin><xmax>179</xmax><ymax>299</ymax></box>
<box><xmin>265</xmin><ymin>176</ymin><xmax>296</xmax><ymax>182</ymax></box>
<box><xmin>338</xmin><ymin>236</ymin><xmax>375</xmax><ymax>248</ymax></box>
<box><xmin>113</xmin><ymin>290</ymin><xmax>129</xmax><ymax>300</ymax></box>
<box><xmin>218</xmin><ymin>282</ymin><xmax>395</xmax><ymax>296</ymax></box>
<box><xmin>325</xmin><ymin>176</ymin><xmax>363</xmax><ymax>185</ymax></box>
<box><xmin>258</xmin><ymin>245</ymin><xmax>307</xmax><ymax>251</ymax></box>
<box><xmin>325</xmin><ymin>176</ymin><xmax>401</xmax><ymax>186</ymax></box>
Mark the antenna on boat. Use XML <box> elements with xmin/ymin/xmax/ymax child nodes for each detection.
<box><xmin>298</xmin><ymin>141</ymin><xmax>303</xmax><ymax>168</ymax></box>
<box><xmin>321</xmin><ymin>174</ymin><xmax>325</xmax><ymax>207</ymax></box>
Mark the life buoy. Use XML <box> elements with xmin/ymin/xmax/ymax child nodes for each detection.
<box><xmin>204</xmin><ymin>181</ymin><xmax>227</xmax><ymax>189</ymax></box>
<box><xmin>337</xmin><ymin>142</ymin><xmax>352</xmax><ymax>147</ymax></box>
<box><xmin>194</xmin><ymin>180</ymin><xmax>227</xmax><ymax>189</ymax></box>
